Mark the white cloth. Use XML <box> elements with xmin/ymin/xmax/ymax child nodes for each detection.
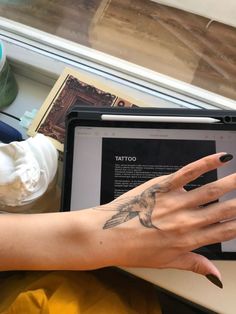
<box><xmin>0</xmin><ymin>134</ymin><xmax>58</xmax><ymax>206</ymax></box>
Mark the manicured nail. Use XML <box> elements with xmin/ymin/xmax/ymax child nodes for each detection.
<box><xmin>219</xmin><ymin>154</ymin><xmax>233</xmax><ymax>163</ymax></box>
<box><xmin>205</xmin><ymin>274</ymin><xmax>223</xmax><ymax>288</ymax></box>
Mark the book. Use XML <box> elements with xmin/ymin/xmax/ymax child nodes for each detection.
<box><xmin>28</xmin><ymin>67</ymin><xmax>142</xmax><ymax>151</ymax></box>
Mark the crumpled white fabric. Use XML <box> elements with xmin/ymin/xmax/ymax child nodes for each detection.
<box><xmin>0</xmin><ymin>134</ymin><xmax>58</xmax><ymax>206</ymax></box>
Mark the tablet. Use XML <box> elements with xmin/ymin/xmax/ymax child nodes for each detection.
<box><xmin>61</xmin><ymin>106</ymin><xmax>236</xmax><ymax>260</ymax></box>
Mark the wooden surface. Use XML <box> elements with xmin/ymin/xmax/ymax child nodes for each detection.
<box><xmin>0</xmin><ymin>0</ymin><xmax>236</xmax><ymax>101</ymax></box>
<box><xmin>151</xmin><ymin>0</ymin><xmax>236</xmax><ymax>28</ymax></box>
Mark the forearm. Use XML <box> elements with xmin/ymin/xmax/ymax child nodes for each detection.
<box><xmin>0</xmin><ymin>207</ymin><xmax>120</xmax><ymax>271</ymax></box>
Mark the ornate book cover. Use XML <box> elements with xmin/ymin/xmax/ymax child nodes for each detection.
<box><xmin>28</xmin><ymin>67</ymin><xmax>141</xmax><ymax>151</ymax></box>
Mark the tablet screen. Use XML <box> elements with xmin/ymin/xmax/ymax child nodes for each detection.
<box><xmin>70</xmin><ymin>125</ymin><xmax>236</xmax><ymax>255</ymax></box>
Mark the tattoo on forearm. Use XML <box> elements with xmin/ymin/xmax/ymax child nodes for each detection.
<box><xmin>102</xmin><ymin>182</ymin><xmax>171</xmax><ymax>229</ymax></box>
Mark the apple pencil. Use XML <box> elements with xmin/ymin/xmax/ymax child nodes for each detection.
<box><xmin>101</xmin><ymin>115</ymin><xmax>220</xmax><ymax>124</ymax></box>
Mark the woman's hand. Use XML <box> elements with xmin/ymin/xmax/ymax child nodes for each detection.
<box><xmin>1</xmin><ymin>153</ymin><xmax>234</xmax><ymax>289</ymax></box>
<box><xmin>96</xmin><ymin>152</ymin><xmax>235</xmax><ymax>287</ymax></box>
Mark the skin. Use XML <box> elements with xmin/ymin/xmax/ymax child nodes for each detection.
<box><xmin>102</xmin><ymin>182</ymin><xmax>171</xmax><ymax>229</ymax></box>
<box><xmin>0</xmin><ymin>152</ymin><xmax>236</xmax><ymax>286</ymax></box>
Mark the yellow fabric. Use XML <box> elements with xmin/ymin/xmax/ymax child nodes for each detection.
<box><xmin>0</xmin><ymin>270</ymin><xmax>162</xmax><ymax>314</ymax></box>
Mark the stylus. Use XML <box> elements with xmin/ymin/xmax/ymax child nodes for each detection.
<box><xmin>101</xmin><ymin>115</ymin><xmax>221</xmax><ymax>124</ymax></box>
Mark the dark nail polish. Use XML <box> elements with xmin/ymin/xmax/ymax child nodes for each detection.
<box><xmin>205</xmin><ymin>274</ymin><xmax>223</xmax><ymax>288</ymax></box>
<box><xmin>219</xmin><ymin>154</ymin><xmax>233</xmax><ymax>163</ymax></box>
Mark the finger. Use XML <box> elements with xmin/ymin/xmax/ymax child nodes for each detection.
<box><xmin>165</xmin><ymin>252</ymin><xmax>223</xmax><ymax>288</ymax></box>
<box><xmin>200</xmin><ymin>199</ymin><xmax>236</xmax><ymax>227</ymax></box>
<box><xmin>190</xmin><ymin>219</ymin><xmax>236</xmax><ymax>251</ymax></box>
<box><xmin>179</xmin><ymin>172</ymin><xmax>236</xmax><ymax>208</ymax></box>
<box><xmin>171</xmin><ymin>199</ymin><xmax>236</xmax><ymax>233</ymax></box>
<box><xmin>170</xmin><ymin>152</ymin><xmax>233</xmax><ymax>189</ymax></box>
<box><xmin>155</xmin><ymin>198</ymin><xmax>236</xmax><ymax>233</ymax></box>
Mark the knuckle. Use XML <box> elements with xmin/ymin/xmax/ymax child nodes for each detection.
<box><xmin>182</xmin><ymin>166</ymin><xmax>196</xmax><ymax>181</ymax></box>
<box><xmin>191</xmin><ymin>259</ymin><xmax>203</xmax><ymax>274</ymax></box>
<box><xmin>165</xmin><ymin>199</ymin><xmax>179</xmax><ymax>212</ymax></box>
<box><xmin>206</xmin><ymin>185</ymin><xmax>220</xmax><ymax>199</ymax></box>
<box><xmin>175</xmin><ymin>215</ymin><xmax>191</xmax><ymax>233</ymax></box>
<box><xmin>223</xmin><ymin>224</ymin><xmax>235</xmax><ymax>240</ymax></box>
<box><xmin>164</xmin><ymin>212</ymin><xmax>190</xmax><ymax>232</ymax></box>
<box><xmin>203</xmin><ymin>157</ymin><xmax>214</xmax><ymax>169</ymax></box>
<box><xmin>223</xmin><ymin>201</ymin><xmax>236</xmax><ymax>218</ymax></box>
<box><xmin>207</xmin><ymin>211</ymin><xmax>220</xmax><ymax>225</ymax></box>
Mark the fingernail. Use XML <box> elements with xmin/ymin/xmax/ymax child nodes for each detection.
<box><xmin>219</xmin><ymin>154</ymin><xmax>233</xmax><ymax>163</ymax></box>
<box><xmin>205</xmin><ymin>274</ymin><xmax>223</xmax><ymax>288</ymax></box>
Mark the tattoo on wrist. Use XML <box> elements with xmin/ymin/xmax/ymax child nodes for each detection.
<box><xmin>102</xmin><ymin>182</ymin><xmax>171</xmax><ymax>229</ymax></box>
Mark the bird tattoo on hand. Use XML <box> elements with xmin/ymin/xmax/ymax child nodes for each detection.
<box><xmin>103</xmin><ymin>182</ymin><xmax>171</xmax><ymax>229</ymax></box>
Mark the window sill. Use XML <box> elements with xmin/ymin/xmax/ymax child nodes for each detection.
<box><xmin>1</xmin><ymin>17</ymin><xmax>235</xmax><ymax>111</ymax></box>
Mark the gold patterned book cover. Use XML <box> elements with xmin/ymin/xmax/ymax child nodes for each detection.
<box><xmin>28</xmin><ymin>67</ymin><xmax>141</xmax><ymax>151</ymax></box>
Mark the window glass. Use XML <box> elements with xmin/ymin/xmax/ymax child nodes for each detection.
<box><xmin>0</xmin><ymin>0</ymin><xmax>236</xmax><ymax>100</ymax></box>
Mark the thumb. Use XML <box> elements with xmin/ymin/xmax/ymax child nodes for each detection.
<box><xmin>165</xmin><ymin>252</ymin><xmax>223</xmax><ymax>288</ymax></box>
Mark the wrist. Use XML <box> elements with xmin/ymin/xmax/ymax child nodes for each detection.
<box><xmin>70</xmin><ymin>205</ymin><xmax>124</xmax><ymax>269</ymax></box>
<box><xmin>74</xmin><ymin>202</ymin><xmax>142</xmax><ymax>269</ymax></box>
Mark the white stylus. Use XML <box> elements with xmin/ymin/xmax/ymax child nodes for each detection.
<box><xmin>101</xmin><ymin>115</ymin><xmax>221</xmax><ymax>124</ymax></box>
